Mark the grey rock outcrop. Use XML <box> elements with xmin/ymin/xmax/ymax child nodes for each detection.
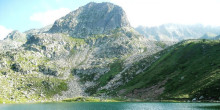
<box><xmin>0</xmin><ymin>30</ymin><xmax>27</xmax><ymax>51</ymax></box>
<box><xmin>49</xmin><ymin>2</ymin><xmax>130</xmax><ymax>38</ymax></box>
<box><xmin>5</xmin><ymin>30</ymin><xmax>26</xmax><ymax>41</ymax></box>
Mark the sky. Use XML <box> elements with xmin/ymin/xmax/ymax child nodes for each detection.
<box><xmin>1</xmin><ymin>0</ymin><xmax>220</xmax><ymax>39</ymax></box>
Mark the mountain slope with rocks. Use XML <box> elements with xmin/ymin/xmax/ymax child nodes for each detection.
<box><xmin>0</xmin><ymin>2</ymin><xmax>163</xmax><ymax>103</ymax></box>
<box><xmin>1</xmin><ymin>2</ymin><xmax>219</xmax><ymax>103</ymax></box>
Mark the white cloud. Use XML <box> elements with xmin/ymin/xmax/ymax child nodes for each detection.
<box><xmin>0</xmin><ymin>25</ymin><xmax>12</xmax><ymax>40</ymax></box>
<box><xmin>30</xmin><ymin>8</ymin><xmax>71</xmax><ymax>26</ymax></box>
<box><xmin>110</xmin><ymin>0</ymin><xmax>220</xmax><ymax>27</ymax></box>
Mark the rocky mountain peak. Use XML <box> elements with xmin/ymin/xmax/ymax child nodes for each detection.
<box><xmin>4</xmin><ymin>30</ymin><xmax>26</xmax><ymax>42</ymax></box>
<box><xmin>5</xmin><ymin>30</ymin><xmax>22</xmax><ymax>40</ymax></box>
<box><xmin>49</xmin><ymin>2</ymin><xmax>131</xmax><ymax>38</ymax></box>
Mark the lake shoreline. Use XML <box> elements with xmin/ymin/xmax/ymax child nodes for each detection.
<box><xmin>1</xmin><ymin>102</ymin><xmax>220</xmax><ymax>110</ymax></box>
<box><xmin>1</xmin><ymin>96</ymin><xmax>220</xmax><ymax>104</ymax></box>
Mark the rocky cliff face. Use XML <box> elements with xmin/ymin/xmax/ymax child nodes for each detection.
<box><xmin>49</xmin><ymin>2</ymin><xmax>130</xmax><ymax>38</ymax></box>
<box><xmin>0</xmin><ymin>2</ymin><xmax>164</xmax><ymax>103</ymax></box>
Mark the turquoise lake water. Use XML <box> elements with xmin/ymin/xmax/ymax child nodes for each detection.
<box><xmin>0</xmin><ymin>102</ymin><xmax>220</xmax><ymax>110</ymax></box>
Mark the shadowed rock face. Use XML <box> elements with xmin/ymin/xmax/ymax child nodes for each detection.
<box><xmin>49</xmin><ymin>2</ymin><xmax>130</xmax><ymax>38</ymax></box>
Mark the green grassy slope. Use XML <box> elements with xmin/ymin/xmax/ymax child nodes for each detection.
<box><xmin>117</xmin><ymin>39</ymin><xmax>220</xmax><ymax>100</ymax></box>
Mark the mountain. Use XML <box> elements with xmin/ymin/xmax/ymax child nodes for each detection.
<box><xmin>24</xmin><ymin>25</ymin><xmax>53</xmax><ymax>35</ymax></box>
<box><xmin>49</xmin><ymin>2</ymin><xmax>130</xmax><ymax>38</ymax></box>
<box><xmin>0</xmin><ymin>2</ymin><xmax>164</xmax><ymax>103</ymax></box>
<box><xmin>0</xmin><ymin>31</ymin><xmax>27</xmax><ymax>51</ymax></box>
<box><xmin>135</xmin><ymin>24</ymin><xmax>220</xmax><ymax>41</ymax></box>
<box><xmin>215</xmin><ymin>35</ymin><xmax>220</xmax><ymax>40</ymax></box>
<box><xmin>0</xmin><ymin>2</ymin><xmax>219</xmax><ymax>103</ymax></box>
<box><xmin>200</xmin><ymin>32</ymin><xmax>217</xmax><ymax>40</ymax></box>
<box><xmin>113</xmin><ymin>39</ymin><xmax>220</xmax><ymax>100</ymax></box>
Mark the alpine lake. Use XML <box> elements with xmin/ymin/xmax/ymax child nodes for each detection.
<box><xmin>1</xmin><ymin>102</ymin><xmax>220</xmax><ymax>110</ymax></box>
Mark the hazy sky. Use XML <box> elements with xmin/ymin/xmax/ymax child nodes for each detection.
<box><xmin>0</xmin><ymin>0</ymin><xmax>220</xmax><ymax>39</ymax></box>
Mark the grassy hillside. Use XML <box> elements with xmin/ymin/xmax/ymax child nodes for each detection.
<box><xmin>117</xmin><ymin>39</ymin><xmax>220</xmax><ymax>100</ymax></box>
